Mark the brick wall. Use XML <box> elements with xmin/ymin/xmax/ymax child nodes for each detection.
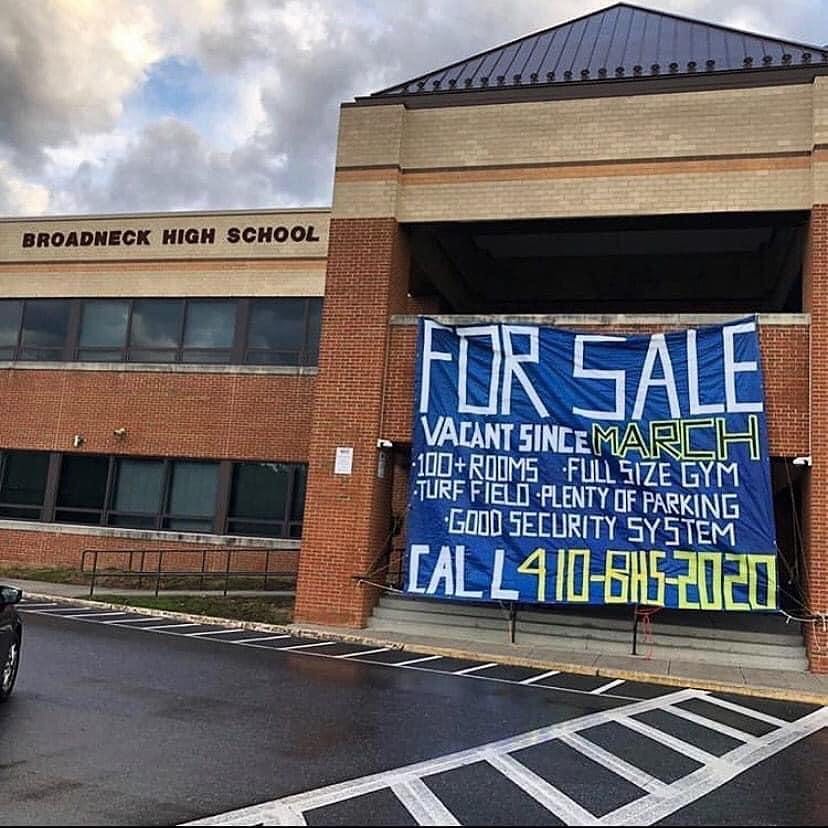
<box><xmin>294</xmin><ymin>219</ymin><xmax>409</xmax><ymax>627</ymax></box>
<box><xmin>0</xmin><ymin>368</ymin><xmax>314</xmax><ymax>573</ymax></box>
<box><xmin>0</xmin><ymin>525</ymin><xmax>298</xmax><ymax>575</ymax></box>
<box><xmin>804</xmin><ymin>206</ymin><xmax>828</xmax><ymax>673</ymax></box>
<box><xmin>0</xmin><ymin>369</ymin><xmax>315</xmax><ymax>461</ymax></box>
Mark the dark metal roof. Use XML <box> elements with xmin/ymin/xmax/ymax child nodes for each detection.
<box><xmin>370</xmin><ymin>2</ymin><xmax>827</xmax><ymax>99</ymax></box>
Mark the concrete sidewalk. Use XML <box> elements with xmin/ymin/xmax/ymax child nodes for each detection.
<box><xmin>11</xmin><ymin>578</ymin><xmax>828</xmax><ymax>705</ymax></box>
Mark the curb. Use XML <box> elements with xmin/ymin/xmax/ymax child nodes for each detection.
<box><xmin>22</xmin><ymin>590</ymin><xmax>828</xmax><ymax>706</ymax></box>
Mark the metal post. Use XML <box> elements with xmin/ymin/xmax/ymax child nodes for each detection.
<box><xmin>155</xmin><ymin>551</ymin><xmax>163</xmax><ymax>597</ymax></box>
<box><xmin>89</xmin><ymin>551</ymin><xmax>97</xmax><ymax>598</ymax></box>
<box><xmin>264</xmin><ymin>549</ymin><xmax>271</xmax><ymax>591</ymax></box>
<box><xmin>200</xmin><ymin>549</ymin><xmax>207</xmax><ymax>590</ymax></box>
<box><xmin>139</xmin><ymin>551</ymin><xmax>146</xmax><ymax>590</ymax></box>
<box><xmin>509</xmin><ymin>603</ymin><xmax>517</xmax><ymax>644</ymax></box>
<box><xmin>631</xmin><ymin>604</ymin><xmax>639</xmax><ymax>655</ymax></box>
<box><xmin>224</xmin><ymin>549</ymin><xmax>232</xmax><ymax>596</ymax></box>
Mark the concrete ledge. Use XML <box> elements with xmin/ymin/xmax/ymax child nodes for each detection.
<box><xmin>390</xmin><ymin>313</ymin><xmax>810</xmax><ymax>327</ymax></box>
<box><xmin>0</xmin><ymin>361</ymin><xmax>319</xmax><ymax>376</ymax></box>
<box><xmin>19</xmin><ymin>590</ymin><xmax>827</xmax><ymax>705</ymax></box>
<box><xmin>0</xmin><ymin>519</ymin><xmax>300</xmax><ymax>550</ymax></box>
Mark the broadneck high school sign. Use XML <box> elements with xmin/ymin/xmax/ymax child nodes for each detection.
<box><xmin>0</xmin><ymin>211</ymin><xmax>330</xmax><ymax>262</ymax></box>
<box><xmin>406</xmin><ymin>317</ymin><xmax>777</xmax><ymax>612</ymax></box>
<box><xmin>20</xmin><ymin>224</ymin><xmax>322</xmax><ymax>249</ymax></box>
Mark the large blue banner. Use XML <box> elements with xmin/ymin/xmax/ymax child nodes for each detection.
<box><xmin>406</xmin><ymin>317</ymin><xmax>778</xmax><ymax>611</ymax></box>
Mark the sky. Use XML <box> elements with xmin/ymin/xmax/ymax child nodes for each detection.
<box><xmin>0</xmin><ymin>0</ymin><xmax>825</xmax><ymax>217</ymax></box>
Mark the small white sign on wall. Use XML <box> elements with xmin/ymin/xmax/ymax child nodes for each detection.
<box><xmin>334</xmin><ymin>446</ymin><xmax>354</xmax><ymax>475</ymax></box>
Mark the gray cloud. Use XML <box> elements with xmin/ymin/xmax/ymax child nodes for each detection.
<box><xmin>2</xmin><ymin>0</ymin><xmax>825</xmax><ymax>216</ymax></box>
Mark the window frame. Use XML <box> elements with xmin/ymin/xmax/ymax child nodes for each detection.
<box><xmin>49</xmin><ymin>296</ymin><xmax>320</xmax><ymax>366</ymax></box>
<box><xmin>46</xmin><ymin>453</ymin><xmax>304</xmax><ymax>539</ymax></box>
<box><xmin>224</xmin><ymin>461</ymin><xmax>306</xmax><ymax>538</ymax></box>
<box><xmin>0</xmin><ymin>450</ymin><xmax>50</xmax><ymax>520</ymax></box>
<box><xmin>17</xmin><ymin>299</ymin><xmax>73</xmax><ymax>362</ymax></box>
<box><xmin>243</xmin><ymin>297</ymin><xmax>322</xmax><ymax>367</ymax></box>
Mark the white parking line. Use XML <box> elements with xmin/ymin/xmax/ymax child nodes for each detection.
<box><xmin>234</xmin><ymin>635</ymin><xmax>293</xmax><ymax>644</ymax></box>
<box><xmin>337</xmin><ymin>647</ymin><xmax>391</xmax><ymax>659</ymax></box>
<box><xmin>453</xmin><ymin>662</ymin><xmax>498</xmax><ymax>676</ymax></box>
<box><xmin>391</xmin><ymin>778</ymin><xmax>460</xmax><ymax>826</ymax></box>
<box><xmin>486</xmin><ymin>752</ymin><xmax>601</xmax><ymax>825</ymax></box>
<box><xmin>20</xmin><ymin>602</ymin><xmax>58</xmax><ymax>608</ymax></box>
<box><xmin>593</xmin><ymin>679</ymin><xmax>626</xmax><ymax>695</ymax></box>
<box><xmin>186</xmin><ymin>629</ymin><xmax>245</xmax><ymax>637</ymax></box>
<box><xmin>35</xmin><ymin>607</ymin><xmax>101</xmax><ymax>614</ymax></box>
<box><xmin>144</xmin><ymin>623</ymin><xmax>203</xmax><ymax>631</ymax></box>
<box><xmin>103</xmin><ymin>617</ymin><xmax>162</xmax><ymax>625</ymax></box>
<box><xmin>519</xmin><ymin>669</ymin><xmax>561</xmax><ymax>685</ymax></box>
<box><xmin>664</xmin><ymin>704</ymin><xmax>760</xmax><ymax>743</ymax></box>
<box><xmin>56</xmin><ymin>611</ymin><xmax>129</xmax><ymax>619</ymax></box>
<box><xmin>617</xmin><ymin>716</ymin><xmax>718</xmax><ymax>765</ymax></box>
<box><xmin>557</xmin><ymin>732</ymin><xmax>669</xmax><ymax>795</ymax></box>
<box><xmin>277</xmin><ymin>641</ymin><xmax>338</xmax><ymax>651</ymax></box>
<box><xmin>601</xmin><ymin>707</ymin><xmax>828</xmax><ymax>826</ymax></box>
<box><xmin>691</xmin><ymin>695</ymin><xmax>787</xmax><ymax>728</ymax></box>
<box><xmin>393</xmin><ymin>654</ymin><xmax>443</xmax><ymax>667</ymax></box>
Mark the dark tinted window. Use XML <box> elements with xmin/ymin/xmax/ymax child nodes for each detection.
<box><xmin>245</xmin><ymin>299</ymin><xmax>307</xmax><ymax>365</ymax></box>
<box><xmin>0</xmin><ymin>301</ymin><xmax>22</xmax><ymax>359</ymax></box>
<box><xmin>78</xmin><ymin>300</ymin><xmax>129</xmax><ymax>361</ymax></box>
<box><xmin>20</xmin><ymin>300</ymin><xmax>70</xmax><ymax>360</ymax></box>
<box><xmin>228</xmin><ymin>462</ymin><xmax>297</xmax><ymax>537</ymax></box>
<box><xmin>55</xmin><ymin>455</ymin><xmax>109</xmax><ymax>524</ymax></box>
<box><xmin>164</xmin><ymin>461</ymin><xmax>219</xmax><ymax>532</ymax></box>
<box><xmin>305</xmin><ymin>298</ymin><xmax>323</xmax><ymax>365</ymax></box>
<box><xmin>128</xmin><ymin>300</ymin><xmax>183</xmax><ymax>362</ymax></box>
<box><xmin>0</xmin><ymin>452</ymin><xmax>48</xmax><ymax>518</ymax></box>
<box><xmin>182</xmin><ymin>301</ymin><xmax>236</xmax><ymax>363</ymax></box>
<box><xmin>109</xmin><ymin>459</ymin><xmax>165</xmax><ymax>528</ymax></box>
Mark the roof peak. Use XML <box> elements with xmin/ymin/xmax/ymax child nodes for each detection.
<box><xmin>370</xmin><ymin>2</ymin><xmax>827</xmax><ymax>99</ymax></box>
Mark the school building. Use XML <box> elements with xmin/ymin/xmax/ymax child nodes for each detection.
<box><xmin>1</xmin><ymin>3</ymin><xmax>827</xmax><ymax>671</ymax></box>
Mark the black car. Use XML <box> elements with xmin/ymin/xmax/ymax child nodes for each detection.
<box><xmin>0</xmin><ymin>585</ymin><xmax>22</xmax><ymax>702</ymax></box>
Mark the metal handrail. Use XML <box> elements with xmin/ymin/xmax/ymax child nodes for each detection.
<box><xmin>80</xmin><ymin>547</ymin><xmax>297</xmax><ymax>597</ymax></box>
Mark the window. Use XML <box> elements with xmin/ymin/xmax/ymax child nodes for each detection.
<box><xmin>55</xmin><ymin>455</ymin><xmax>109</xmax><ymax>525</ymax></box>
<box><xmin>305</xmin><ymin>299</ymin><xmax>323</xmax><ymax>366</ymax></box>
<box><xmin>245</xmin><ymin>298</ymin><xmax>321</xmax><ymax>366</ymax></box>
<box><xmin>182</xmin><ymin>301</ymin><xmax>236</xmax><ymax>363</ymax></box>
<box><xmin>289</xmin><ymin>465</ymin><xmax>307</xmax><ymax>539</ymax></box>
<box><xmin>78</xmin><ymin>300</ymin><xmax>129</xmax><ymax>361</ymax></box>
<box><xmin>227</xmin><ymin>462</ymin><xmax>305</xmax><ymax>537</ymax></box>
<box><xmin>0</xmin><ymin>450</ymin><xmax>305</xmax><ymax>539</ymax></box>
<box><xmin>19</xmin><ymin>300</ymin><xmax>70</xmax><ymax>360</ymax></box>
<box><xmin>0</xmin><ymin>452</ymin><xmax>48</xmax><ymax>519</ymax></box>
<box><xmin>163</xmin><ymin>461</ymin><xmax>219</xmax><ymax>531</ymax></box>
<box><xmin>128</xmin><ymin>300</ymin><xmax>183</xmax><ymax>362</ymax></box>
<box><xmin>0</xmin><ymin>301</ymin><xmax>22</xmax><ymax>360</ymax></box>
<box><xmin>0</xmin><ymin>297</ymin><xmax>322</xmax><ymax>366</ymax></box>
<box><xmin>109</xmin><ymin>459</ymin><xmax>165</xmax><ymax>528</ymax></box>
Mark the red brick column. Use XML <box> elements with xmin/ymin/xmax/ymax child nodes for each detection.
<box><xmin>294</xmin><ymin>219</ymin><xmax>409</xmax><ymax>627</ymax></box>
<box><xmin>804</xmin><ymin>205</ymin><xmax>828</xmax><ymax>673</ymax></box>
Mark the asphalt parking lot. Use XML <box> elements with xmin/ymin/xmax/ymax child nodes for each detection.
<box><xmin>3</xmin><ymin>600</ymin><xmax>826</xmax><ymax>826</ymax></box>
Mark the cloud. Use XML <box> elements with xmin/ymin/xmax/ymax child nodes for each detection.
<box><xmin>1</xmin><ymin>0</ymin><xmax>824</xmax><ymax>216</ymax></box>
<box><xmin>0</xmin><ymin>159</ymin><xmax>49</xmax><ymax>215</ymax></box>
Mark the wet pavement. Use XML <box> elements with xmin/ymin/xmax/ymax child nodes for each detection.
<box><xmin>2</xmin><ymin>602</ymin><xmax>825</xmax><ymax>826</ymax></box>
